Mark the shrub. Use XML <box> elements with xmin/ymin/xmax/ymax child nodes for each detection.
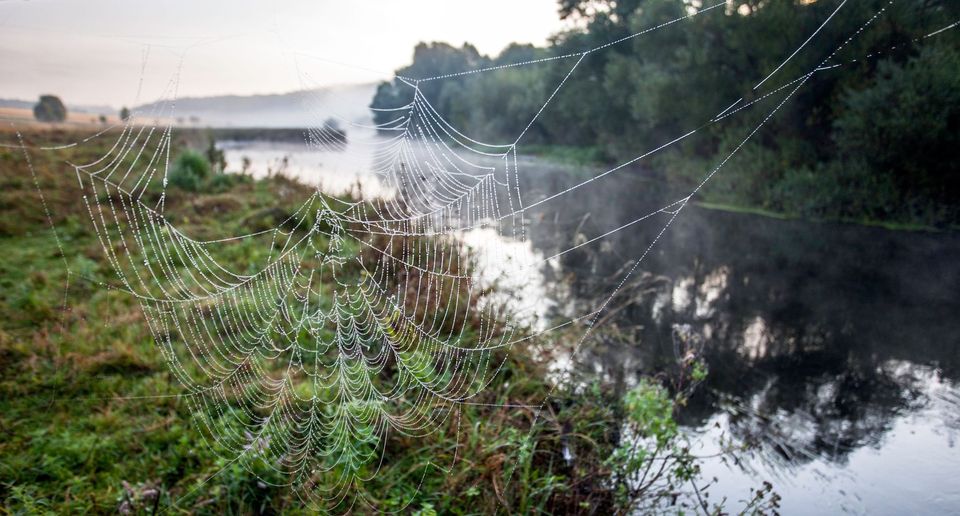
<box><xmin>208</xmin><ymin>172</ymin><xmax>250</xmax><ymax>193</ymax></box>
<box><xmin>833</xmin><ymin>46</ymin><xmax>960</xmax><ymax>224</ymax></box>
<box><xmin>167</xmin><ymin>150</ymin><xmax>210</xmax><ymax>191</ymax></box>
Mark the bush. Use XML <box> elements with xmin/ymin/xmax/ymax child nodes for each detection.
<box><xmin>208</xmin><ymin>172</ymin><xmax>251</xmax><ymax>193</ymax></box>
<box><xmin>833</xmin><ymin>46</ymin><xmax>960</xmax><ymax>225</ymax></box>
<box><xmin>33</xmin><ymin>95</ymin><xmax>67</xmax><ymax>123</ymax></box>
<box><xmin>167</xmin><ymin>150</ymin><xmax>210</xmax><ymax>191</ymax></box>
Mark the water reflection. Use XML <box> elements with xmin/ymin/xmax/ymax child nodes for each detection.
<box><xmin>218</xmin><ymin>138</ymin><xmax>390</xmax><ymax>197</ymax></box>
<box><xmin>515</xmin><ymin>167</ymin><xmax>960</xmax><ymax>513</ymax></box>
<box><xmin>460</xmin><ymin>227</ymin><xmax>559</xmax><ymax>329</ymax></box>
<box><xmin>222</xmin><ymin>138</ymin><xmax>960</xmax><ymax>512</ymax></box>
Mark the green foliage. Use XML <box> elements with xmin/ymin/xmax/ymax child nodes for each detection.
<box><xmin>374</xmin><ymin>0</ymin><xmax>960</xmax><ymax>228</ymax></box>
<box><xmin>832</xmin><ymin>45</ymin><xmax>960</xmax><ymax>225</ymax></box>
<box><xmin>523</xmin><ymin>144</ymin><xmax>609</xmax><ymax>167</ymax></box>
<box><xmin>168</xmin><ymin>149</ymin><xmax>210</xmax><ymax>191</ymax></box>
<box><xmin>168</xmin><ymin>147</ymin><xmax>248</xmax><ymax>193</ymax></box>
<box><xmin>33</xmin><ymin>95</ymin><xmax>67</xmax><ymax>123</ymax></box>
<box><xmin>412</xmin><ymin>502</ymin><xmax>438</xmax><ymax>516</ymax></box>
<box><xmin>604</xmin><ymin>376</ymin><xmax>698</xmax><ymax>512</ymax></box>
<box><xmin>370</xmin><ymin>42</ymin><xmax>486</xmax><ymax>128</ymax></box>
<box><xmin>119</xmin><ymin>106</ymin><xmax>130</xmax><ymax>121</ymax></box>
<box><xmin>0</xmin><ymin>127</ymin><xmax>781</xmax><ymax>514</ymax></box>
<box><xmin>623</xmin><ymin>379</ymin><xmax>677</xmax><ymax>447</ymax></box>
<box><xmin>370</xmin><ymin>42</ymin><xmax>552</xmax><ymax>143</ymax></box>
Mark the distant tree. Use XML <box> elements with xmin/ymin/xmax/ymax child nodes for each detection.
<box><xmin>98</xmin><ymin>114</ymin><xmax>107</xmax><ymax>124</ymax></box>
<box><xmin>322</xmin><ymin>117</ymin><xmax>342</xmax><ymax>132</ymax></box>
<box><xmin>370</xmin><ymin>42</ymin><xmax>489</xmax><ymax>131</ymax></box>
<box><xmin>205</xmin><ymin>140</ymin><xmax>226</xmax><ymax>174</ymax></box>
<box><xmin>494</xmin><ymin>43</ymin><xmax>546</xmax><ymax>65</ymax></box>
<box><xmin>33</xmin><ymin>95</ymin><xmax>67</xmax><ymax>123</ymax></box>
<box><xmin>119</xmin><ymin>106</ymin><xmax>131</xmax><ymax>121</ymax></box>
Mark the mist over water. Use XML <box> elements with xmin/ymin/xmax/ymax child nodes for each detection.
<box><xmin>223</xmin><ymin>134</ymin><xmax>960</xmax><ymax>513</ymax></box>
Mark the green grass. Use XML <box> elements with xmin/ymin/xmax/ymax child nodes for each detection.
<box><xmin>0</xmin><ymin>127</ymin><xmax>767</xmax><ymax>514</ymax></box>
<box><xmin>695</xmin><ymin>200</ymin><xmax>957</xmax><ymax>233</ymax></box>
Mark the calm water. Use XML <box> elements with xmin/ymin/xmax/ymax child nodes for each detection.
<box><xmin>520</xmin><ymin>176</ymin><xmax>960</xmax><ymax>515</ymax></box>
<box><xmin>223</xmin><ymin>138</ymin><xmax>960</xmax><ymax>514</ymax></box>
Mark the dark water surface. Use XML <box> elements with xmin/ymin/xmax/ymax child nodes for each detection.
<box><xmin>514</xmin><ymin>162</ymin><xmax>960</xmax><ymax>515</ymax></box>
<box><xmin>224</xmin><ymin>140</ymin><xmax>960</xmax><ymax>514</ymax></box>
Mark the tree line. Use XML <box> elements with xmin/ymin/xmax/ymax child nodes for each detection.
<box><xmin>371</xmin><ymin>0</ymin><xmax>960</xmax><ymax>227</ymax></box>
<box><xmin>32</xmin><ymin>95</ymin><xmax>131</xmax><ymax>124</ymax></box>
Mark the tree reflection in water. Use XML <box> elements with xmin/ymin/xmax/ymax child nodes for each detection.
<box><xmin>511</xmin><ymin>168</ymin><xmax>960</xmax><ymax>510</ymax></box>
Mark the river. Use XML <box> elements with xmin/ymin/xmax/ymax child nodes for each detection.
<box><xmin>219</xmin><ymin>136</ymin><xmax>960</xmax><ymax>514</ymax></box>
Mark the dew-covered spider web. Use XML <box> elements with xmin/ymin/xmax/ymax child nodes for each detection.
<box><xmin>9</xmin><ymin>0</ymin><xmax>960</xmax><ymax>511</ymax></box>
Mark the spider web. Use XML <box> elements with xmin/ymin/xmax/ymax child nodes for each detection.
<box><xmin>11</xmin><ymin>0</ymin><xmax>960</xmax><ymax>510</ymax></box>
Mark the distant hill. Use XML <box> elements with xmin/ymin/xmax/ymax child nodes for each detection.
<box><xmin>133</xmin><ymin>83</ymin><xmax>378</xmax><ymax>128</ymax></box>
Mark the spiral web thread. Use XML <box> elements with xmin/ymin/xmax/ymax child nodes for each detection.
<box><xmin>12</xmin><ymin>1</ymin><xmax>959</xmax><ymax>510</ymax></box>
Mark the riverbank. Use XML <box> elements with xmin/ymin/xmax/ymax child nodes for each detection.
<box><xmin>694</xmin><ymin>201</ymin><xmax>960</xmax><ymax>233</ymax></box>
<box><xmin>521</xmin><ymin>140</ymin><xmax>957</xmax><ymax>233</ymax></box>
<box><xmin>0</xmin><ymin>127</ymin><xmax>754</xmax><ymax>514</ymax></box>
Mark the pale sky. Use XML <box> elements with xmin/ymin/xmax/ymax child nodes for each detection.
<box><xmin>0</xmin><ymin>0</ymin><xmax>567</xmax><ymax>108</ymax></box>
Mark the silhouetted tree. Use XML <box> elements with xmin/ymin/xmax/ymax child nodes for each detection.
<box><xmin>33</xmin><ymin>95</ymin><xmax>67</xmax><ymax>123</ymax></box>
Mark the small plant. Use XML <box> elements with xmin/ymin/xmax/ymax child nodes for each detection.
<box><xmin>116</xmin><ymin>480</ymin><xmax>161</xmax><ymax>515</ymax></box>
<box><xmin>205</xmin><ymin>139</ymin><xmax>226</xmax><ymax>174</ymax></box>
<box><xmin>167</xmin><ymin>150</ymin><xmax>210</xmax><ymax>191</ymax></box>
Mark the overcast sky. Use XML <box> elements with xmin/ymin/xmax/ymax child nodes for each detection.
<box><xmin>0</xmin><ymin>0</ymin><xmax>567</xmax><ymax>108</ymax></box>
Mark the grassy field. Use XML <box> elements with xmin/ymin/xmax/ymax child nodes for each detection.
<box><xmin>0</xmin><ymin>127</ymin><xmax>772</xmax><ymax>515</ymax></box>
